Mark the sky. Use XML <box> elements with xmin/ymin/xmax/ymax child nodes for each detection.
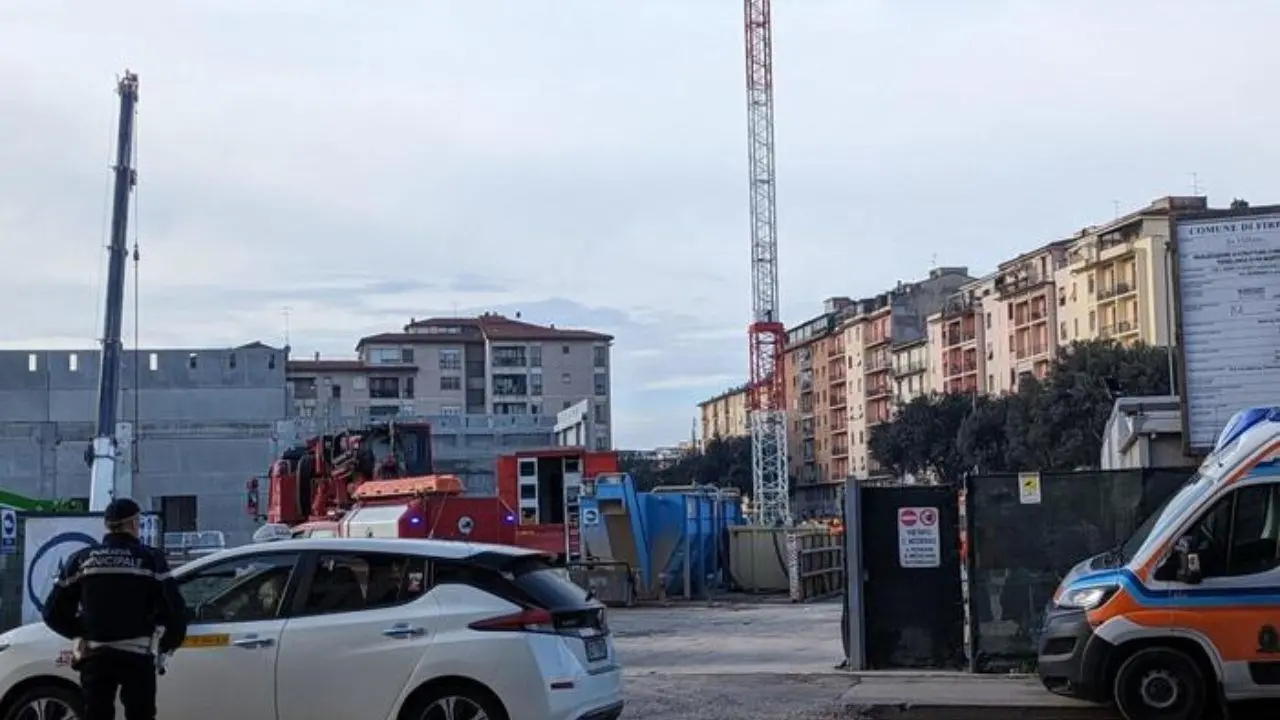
<box><xmin>2</xmin><ymin>1</ymin><xmax>1278</xmax><ymax>449</ymax></box>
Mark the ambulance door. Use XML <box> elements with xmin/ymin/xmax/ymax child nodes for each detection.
<box><xmin>161</xmin><ymin>551</ymin><xmax>301</xmax><ymax>717</ymax></box>
<box><xmin>1169</xmin><ymin>478</ymin><xmax>1280</xmax><ymax>700</ymax></box>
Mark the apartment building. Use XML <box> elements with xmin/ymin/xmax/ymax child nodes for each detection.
<box><xmin>892</xmin><ymin>338</ymin><xmax>931</xmax><ymax>404</ymax></box>
<box><xmin>927</xmin><ymin>274</ymin><xmax>1003</xmax><ymax>395</ymax></box>
<box><xmin>990</xmin><ymin>241</ymin><xmax>1071</xmax><ymax>390</ymax></box>
<box><xmin>843</xmin><ymin>267</ymin><xmax>973</xmax><ymax>479</ymax></box>
<box><xmin>783</xmin><ymin>297</ymin><xmax>854</xmax><ymax>510</ymax></box>
<box><xmin>697</xmin><ymin>385</ymin><xmax>749</xmax><ymax>446</ymax></box>
<box><xmin>1054</xmin><ymin>196</ymin><xmax>1200</xmax><ymax>349</ymax></box>
<box><xmin>286</xmin><ymin>313</ymin><xmax>615</xmax><ymax>449</ymax></box>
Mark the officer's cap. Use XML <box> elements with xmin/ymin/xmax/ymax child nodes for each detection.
<box><xmin>104</xmin><ymin>497</ymin><xmax>142</xmax><ymax>523</ymax></box>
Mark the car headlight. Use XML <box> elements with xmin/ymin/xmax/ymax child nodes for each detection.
<box><xmin>1056</xmin><ymin>584</ymin><xmax>1118</xmax><ymax>610</ymax></box>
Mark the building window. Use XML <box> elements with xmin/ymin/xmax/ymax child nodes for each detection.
<box><xmin>331</xmin><ymin>385</ymin><xmax>341</xmax><ymax>399</ymax></box>
<box><xmin>401</xmin><ymin>348</ymin><xmax>414</xmax><ymax>363</ymax></box>
<box><xmin>369</xmin><ymin>377</ymin><xmax>400</xmax><ymax>399</ymax></box>
<box><xmin>1059</xmin><ymin>321</ymin><xmax>1067</xmax><ymax>341</ymax></box>
<box><xmin>531</xmin><ymin>404</ymin><xmax>541</xmax><ymax>415</ymax></box>
<box><xmin>593</xmin><ymin>346</ymin><xmax>608</xmax><ymax>367</ymax></box>
<box><xmin>291</xmin><ymin>378</ymin><xmax>317</xmax><ymax>400</ymax></box>
<box><xmin>492</xmin><ymin>346</ymin><xmax>527</xmax><ymax>367</ymax></box>
<box><xmin>403</xmin><ymin>376</ymin><xmax>415</xmax><ymax>399</ymax></box>
<box><xmin>593</xmin><ymin>373</ymin><xmax>608</xmax><ymax>396</ymax></box>
<box><xmin>561</xmin><ymin>372</ymin><xmax>572</xmax><ymax>384</ymax></box>
<box><xmin>440</xmin><ymin>376</ymin><xmax>461</xmax><ymax>391</ymax></box>
<box><xmin>159</xmin><ymin>495</ymin><xmax>198</xmax><ymax>533</ymax></box>
<box><xmin>369</xmin><ymin>347</ymin><xmax>404</xmax><ymax>364</ymax></box>
<box><xmin>369</xmin><ymin>405</ymin><xmax>400</xmax><ymax>418</ymax></box>
<box><xmin>530</xmin><ymin>373</ymin><xmax>543</xmax><ymax>396</ymax></box>
<box><xmin>492</xmin><ymin>374</ymin><xmax>528</xmax><ymax>395</ymax></box>
<box><xmin>493</xmin><ymin>403</ymin><xmax>529</xmax><ymax>415</ymax></box>
<box><xmin>1073</xmin><ymin>318</ymin><xmax>1079</xmax><ymax>338</ymax></box>
<box><xmin>439</xmin><ymin>349</ymin><xmax>462</xmax><ymax>371</ymax></box>
<box><xmin>440</xmin><ymin>405</ymin><xmax>462</xmax><ymax>416</ymax></box>
<box><xmin>529</xmin><ymin>345</ymin><xmax>542</xmax><ymax>368</ymax></box>
<box><xmin>985</xmin><ymin>313</ymin><xmax>991</xmax><ymax>329</ymax></box>
<box><xmin>561</xmin><ymin>344</ymin><xmax>571</xmax><ymax>355</ymax></box>
<box><xmin>594</xmin><ymin>402</ymin><xmax>607</xmax><ymax>424</ymax></box>
<box><xmin>1088</xmin><ymin>311</ymin><xmax>1096</xmax><ymax>331</ymax></box>
<box><xmin>1087</xmin><ymin>274</ymin><xmax>1095</xmax><ymax>294</ymax></box>
<box><xmin>594</xmin><ymin>436</ymin><xmax>610</xmax><ymax>451</ymax></box>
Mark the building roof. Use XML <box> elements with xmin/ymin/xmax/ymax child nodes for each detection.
<box><xmin>286</xmin><ymin>360</ymin><xmax>417</xmax><ymax>374</ymax></box>
<box><xmin>697</xmin><ymin>384</ymin><xmax>749</xmax><ymax>407</ymax></box>
<box><xmin>356</xmin><ymin>313</ymin><xmax>612</xmax><ymax>349</ymax></box>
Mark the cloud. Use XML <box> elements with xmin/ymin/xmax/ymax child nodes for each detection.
<box><xmin>641</xmin><ymin>374</ymin><xmax>743</xmax><ymax>392</ymax></box>
<box><xmin>3</xmin><ymin>0</ymin><xmax>1280</xmax><ymax>447</ymax></box>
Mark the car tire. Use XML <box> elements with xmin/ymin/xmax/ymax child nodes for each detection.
<box><xmin>1112</xmin><ymin>646</ymin><xmax>1206</xmax><ymax>720</ymax></box>
<box><xmin>2</xmin><ymin>682</ymin><xmax>84</xmax><ymax>720</ymax></box>
<box><xmin>402</xmin><ymin>682</ymin><xmax>507</xmax><ymax>720</ymax></box>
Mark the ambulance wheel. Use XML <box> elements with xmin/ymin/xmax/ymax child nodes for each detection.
<box><xmin>1112</xmin><ymin>646</ymin><xmax>1206</xmax><ymax>720</ymax></box>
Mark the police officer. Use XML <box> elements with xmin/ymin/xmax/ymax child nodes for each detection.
<box><xmin>42</xmin><ymin>498</ymin><xmax>188</xmax><ymax>720</ymax></box>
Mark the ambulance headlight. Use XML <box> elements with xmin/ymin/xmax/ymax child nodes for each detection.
<box><xmin>1056</xmin><ymin>584</ymin><xmax>1117</xmax><ymax>610</ymax></box>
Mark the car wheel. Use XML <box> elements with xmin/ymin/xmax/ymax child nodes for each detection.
<box><xmin>405</xmin><ymin>684</ymin><xmax>506</xmax><ymax>720</ymax></box>
<box><xmin>2</xmin><ymin>683</ymin><xmax>83</xmax><ymax>720</ymax></box>
<box><xmin>1112</xmin><ymin>646</ymin><xmax>1206</xmax><ymax>720</ymax></box>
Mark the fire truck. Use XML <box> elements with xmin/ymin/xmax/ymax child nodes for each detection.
<box><xmin>253</xmin><ymin>421</ymin><xmax>618</xmax><ymax>562</ymax></box>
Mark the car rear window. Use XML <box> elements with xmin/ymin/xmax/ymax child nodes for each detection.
<box><xmin>435</xmin><ymin>553</ymin><xmax>593</xmax><ymax>611</ymax></box>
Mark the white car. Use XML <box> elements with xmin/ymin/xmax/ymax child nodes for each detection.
<box><xmin>0</xmin><ymin>537</ymin><xmax>623</xmax><ymax>720</ymax></box>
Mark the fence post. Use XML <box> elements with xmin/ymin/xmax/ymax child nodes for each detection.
<box><xmin>962</xmin><ymin>477</ymin><xmax>979</xmax><ymax>673</ymax></box>
<box><xmin>785</xmin><ymin>530</ymin><xmax>800</xmax><ymax>601</ymax></box>
<box><xmin>843</xmin><ymin>481</ymin><xmax>866</xmax><ymax>670</ymax></box>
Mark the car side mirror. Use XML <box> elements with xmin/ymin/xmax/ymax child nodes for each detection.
<box><xmin>1173</xmin><ymin>536</ymin><xmax>1203</xmax><ymax>585</ymax></box>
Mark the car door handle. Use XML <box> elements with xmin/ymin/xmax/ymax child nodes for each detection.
<box><xmin>232</xmin><ymin>636</ymin><xmax>275</xmax><ymax>649</ymax></box>
<box><xmin>382</xmin><ymin>624</ymin><xmax>426</xmax><ymax>639</ymax></box>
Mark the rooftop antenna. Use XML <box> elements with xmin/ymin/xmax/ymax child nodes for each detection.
<box><xmin>1190</xmin><ymin>172</ymin><xmax>1204</xmax><ymax>197</ymax></box>
<box><xmin>1112</xmin><ymin>200</ymin><xmax>1121</xmax><ymax>219</ymax></box>
<box><xmin>930</xmin><ymin>253</ymin><xmax>938</xmax><ymax>270</ymax></box>
<box><xmin>281</xmin><ymin>306</ymin><xmax>292</xmax><ymax>349</ymax></box>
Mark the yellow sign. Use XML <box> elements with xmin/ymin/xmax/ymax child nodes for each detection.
<box><xmin>182</xmin><ymin>634</ymin><xmax>230</xmax><ymax>649</ymax></box>
<box><xmin>1018</xmin><ymin>472</ymin><xmax>1042</xmax><ymax>505</ymax></box>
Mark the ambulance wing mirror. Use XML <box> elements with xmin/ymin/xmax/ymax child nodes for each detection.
<box><xmin>1173</xmin><ymin>535</ymin><xmax>1203</xmax><ymax>585</ymax></box>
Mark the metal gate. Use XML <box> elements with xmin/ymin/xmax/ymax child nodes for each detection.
<box><xmin>859</xmin><ymin>484</ymin><xmax>965</xmax><ymax>669</ymax></box>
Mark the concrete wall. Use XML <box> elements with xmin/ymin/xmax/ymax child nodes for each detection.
<box><xmin>0</xmin><ymin>347</ymin><xmax>288</xmax><ymax>546</ymax></box>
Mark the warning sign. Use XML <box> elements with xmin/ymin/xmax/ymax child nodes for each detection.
<box><xmin>897</xmin><ymin>506</ymin><xmax>940</xmax><ymax>569</ymax></box>
<box><xmin>1018</xmin><ymin>472</ymin><xmax>1042</xmax><ymax>505</ymax></box>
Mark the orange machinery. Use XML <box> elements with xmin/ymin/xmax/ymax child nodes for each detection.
<box><xmin>254</xmin><ymin>421</ymin><xmax>618</xmax><ymax>560</ymax></box>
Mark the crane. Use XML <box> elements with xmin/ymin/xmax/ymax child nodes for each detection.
<box><xmin>742</xmin><ymin>1</ymin><xmax>790</xmax><ymax>525</ymax></box>
<box><xmin>87</xmin><ymin>71</ymin><xmax>140</xmax><ymax>513</ymax></box>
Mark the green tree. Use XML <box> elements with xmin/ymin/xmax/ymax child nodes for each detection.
<box><xmin>619</xmin><ymin>436</ymin><xmax>753</xmax><ymax>495</ymax></box>
<box><xmin>868</xmin><ymin>393</ymin><xmax>972</xmax><ymax>483</ymax></box>
<box><xmin>1026</xmin><ymin>339</ymin><xmax>1173</xmax><ymax>470</ymax></box>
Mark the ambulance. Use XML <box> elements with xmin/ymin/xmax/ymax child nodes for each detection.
<box><xmin>1037</xmin><ymin>406</ymin><xmax>1280</xmax><ymax>720</ymax></box>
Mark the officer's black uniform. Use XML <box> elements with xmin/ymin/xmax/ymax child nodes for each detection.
<box><xmin>42</xmin><ymin>498</ymin><xmax>188</xmax><ymax>720</ymax></box>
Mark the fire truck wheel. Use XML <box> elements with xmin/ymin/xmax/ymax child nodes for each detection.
<box><xmin>401</xmin><ymin>679</ymin><xmax>507</xmax><ymax>720</ymax></box>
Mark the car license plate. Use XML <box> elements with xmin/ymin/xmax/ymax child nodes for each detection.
<box><xmin>584</xmin><ymin>636</ymin><xmax>608</xmax><ymax>662</ymax></box>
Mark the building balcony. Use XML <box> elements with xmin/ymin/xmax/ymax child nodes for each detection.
<box><xmin>995</xmin><ymin>271</ymin><xmax>1051</xmax><ymax>300</ymax></box>
<box><xmin>830</xmin><ymin>392</ymin><xmax>848</xmax><ymax>409</ymax></box>
<box><xmin>867</xmin><ymin>383</ymin><xmax>892</xmax><ymax>400</ymax></box>
<box><xmin>895</xmin><ymin>361</ymin><xmax>927</xmax><ymax>376</ymax></box>
<box><xmin>863</xmin><ymin>333</ymin><xmax>891</xmax><ymax>348</ymax></box>
<box><xmin>831</xmin><ymin>444</ymin><xmax>849</xmax><ymax>459</ymax></box>
<box><xmin>1116</xmin><ymin>319</ymin><xmax>1138</xmax><ymax>336</ymax></box>
<box><xmin>827</xmin><ymin>343</ymin><xmax>846</xmax><ymax>358</ymax></box>
<box><xmin>944</xmin><ymin>329</ymin><xmax>977</xmax><ymax>347</ymax></box>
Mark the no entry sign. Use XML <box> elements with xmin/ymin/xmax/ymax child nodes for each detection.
<box><xmin>897</xmin><ymin>506</ymin><xmax>941</xmax><ymax>568</ymax></box>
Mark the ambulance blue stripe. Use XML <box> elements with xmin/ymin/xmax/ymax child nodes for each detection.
<box><xmin>1070</xmin><ymin>569</ymin><xmax>1280</xmax><ymax>608</ymax></box>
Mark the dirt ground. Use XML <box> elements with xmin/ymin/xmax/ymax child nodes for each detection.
<box><xmin>612</xmin><ymin>598</ymin><xmax>849</xmax><ymax>719</ymax></box>
<box><xmin>610</xmin><ymin>598</ymin><xmax>1121</xmax><ymax>720</ymax></box>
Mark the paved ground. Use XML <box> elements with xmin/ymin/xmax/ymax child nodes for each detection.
<box><xmin>610</xmin><ymin>598</ymin><xmax>1114</xmax><ymax>720</ymax></box>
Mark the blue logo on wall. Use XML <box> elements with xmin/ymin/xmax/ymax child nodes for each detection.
<box><xmin>27</xmin><ymin>532</ymin><xmax>98</xmax><ymax>615</ymax></box>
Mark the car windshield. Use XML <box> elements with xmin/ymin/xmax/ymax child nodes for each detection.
<box><xmin>1114</xmin><ymin>466</ymin><xmax>1217</xmax><ymax>565</ymax></box>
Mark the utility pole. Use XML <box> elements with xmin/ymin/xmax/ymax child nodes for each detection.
<box><xmin>88</xmin><ymin>71</ymin><xmax>139</xmax><ymax>512</ymax></box>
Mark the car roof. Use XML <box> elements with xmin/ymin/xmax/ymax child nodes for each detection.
<box><xmin>196</xmin><ymin>537</ymin><xmax>545</xmax><ymax>564</ymax></box>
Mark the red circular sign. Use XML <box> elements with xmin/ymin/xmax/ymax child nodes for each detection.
<box><xmin>919</xmin><ymin>509</ymin><xmax>938</xmax><ymax>526</ymax></box>
<box><xmin>899</xmin><ymin>509</ymin><xmax>918</xmax><ymax>527</ymax></box>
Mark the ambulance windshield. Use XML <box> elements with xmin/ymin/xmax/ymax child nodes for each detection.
<box><xmin>1113</xmin><ymin>445</ymin><xmax>1232</xmax><ymax>565</ymax></box>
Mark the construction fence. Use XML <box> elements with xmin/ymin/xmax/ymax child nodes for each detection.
<box><xmin>962</xmin><ymin>467</ymin><xmax>1192</xmax><ymax>672</ymax></box>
